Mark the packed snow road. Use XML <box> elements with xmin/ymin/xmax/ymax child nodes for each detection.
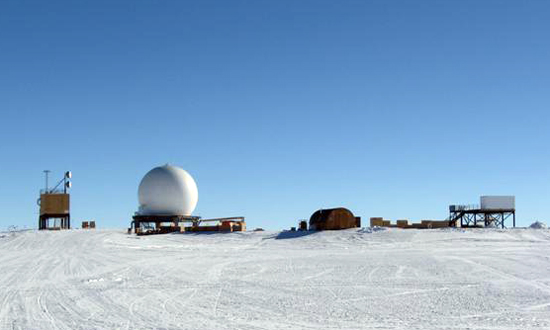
<box><xmin>1</xmin><ymin>228</ymin><xmax>549</xmax><ymax>330</ymax></box>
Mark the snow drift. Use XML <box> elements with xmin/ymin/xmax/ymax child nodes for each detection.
<box><xmin>530</xmin><ymin>221</ymin><xmax>548</xmax><ymax>229</ymax></box>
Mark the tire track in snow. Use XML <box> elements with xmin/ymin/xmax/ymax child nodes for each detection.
<box><xmin>445</xmin><ymin>255</ymin><xmax>550</xmax><ymax>295</ymax></box>
<box><xmin>37</xmin><ymin>291</ymin><xmax>60</xmax><ymax>330</ymax></box>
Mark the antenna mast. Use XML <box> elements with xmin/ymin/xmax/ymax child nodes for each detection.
<box><xmin>43</xmin><ymin>170</ymin><xmax>51</xmax><ymax>193</ymax></box>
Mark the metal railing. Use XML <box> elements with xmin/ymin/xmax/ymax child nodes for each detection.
<box><xmin>40</xmin><ymin>188</ymin><xmax>66</xmax><ymax>195</ymax></box>
<box><xmin>449</xmin><ymin>204</ymin><xmax>480</xmax><ymax>212</ymax></box>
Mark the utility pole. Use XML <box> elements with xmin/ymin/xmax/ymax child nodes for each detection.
<box><xmin>43</xmin><ymin>170</ymin><xmax>51</xmax><ymax>193</ymax></box>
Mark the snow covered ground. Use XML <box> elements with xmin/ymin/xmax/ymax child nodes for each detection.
<box><xmin>1</xmin><ymin>228</ymin><xmax>550</xmax><ymax>329</ymax></box>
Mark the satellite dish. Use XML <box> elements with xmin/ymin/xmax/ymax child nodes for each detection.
<box><xmin>65</xmin><ymin>181</ymin><xmax>72</xmax><ymax>189</ymax></box>
<box><xmin>65</xmin><ymin>171</ymin><xmax>72</xmax><ymax>179</ymax></box>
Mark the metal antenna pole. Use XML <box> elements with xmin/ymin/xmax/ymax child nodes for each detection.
<box><xmin>44</xmin><ymin>170</ymin><xmax>51</xmax><ymax>193</ymax></box>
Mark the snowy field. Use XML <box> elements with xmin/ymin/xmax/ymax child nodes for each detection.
<box><xmin>1</xmin><ymin>228</ymin><xmax>550</xmax><ymax>330</ymax></box>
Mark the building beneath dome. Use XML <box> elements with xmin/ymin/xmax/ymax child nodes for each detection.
<box><xmin>309</xmin><ymin>207</ymin><xmax>361</xmax><ymax>231</ymax></box>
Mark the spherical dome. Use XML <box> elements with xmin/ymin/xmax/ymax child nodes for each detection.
<box><xmin>137</xmin><ymin>165</ymin><xmax>198</xmax><ymax>216</ymax></box>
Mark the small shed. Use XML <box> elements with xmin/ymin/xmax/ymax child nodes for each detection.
<box><xmin>309</xmin><ymin>208</ymin><xmax>360</xmax><ymax>230</ymax></box>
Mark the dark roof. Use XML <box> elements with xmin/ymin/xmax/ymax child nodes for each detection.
<box><xmin>309</xmin><ymin>207</ymin><xmax>354</xmax><ymax>223</ymax></box>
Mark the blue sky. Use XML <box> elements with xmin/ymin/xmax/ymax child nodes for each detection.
<box><xmin>1</xmin><ymin>0</ymin><xmax>549</xmax><ymax>230</ymax></box>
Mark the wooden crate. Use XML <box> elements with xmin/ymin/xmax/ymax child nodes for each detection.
<box><xmin>431</xmin><ymin>221</ymin><xmax>450</xmax><ymax>228</ymax></box>
<box><xmin>220</xmin><ymin>221</ymin><xmax>234</xmax><ymax>232</ymax></box>
<box><xmin>370</xmin><ymin>218</ymin><xmax>384</xmax><ymax>227</ymax></box>
<box><xmin>233</xmin><ymin>222</ymin><xmax>246</xmax><ymax>232</ymax></box>
<box><xmin>396</xmin><ymin>220</ymin><xmax>409</xmax><ymax>228</ymax></box>
<box><xmin>421</xmin><ymin>220</ymin><xmax>449</xmax><ymax>229</ymax></box>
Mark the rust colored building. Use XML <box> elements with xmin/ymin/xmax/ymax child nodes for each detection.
<box><xmin>309</xmin><ymin>208</ymin><xmax>361</xmax><ymax>230</ymax></box>
<box><xmin>39</xmin><ymin>193</ymin><xmax>70</xmax><ymax>230</ymax></box>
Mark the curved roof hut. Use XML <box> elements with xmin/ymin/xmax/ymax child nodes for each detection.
<box><xmin>309</xmin><ymin>208</ymin><xmax>360</xmax><ymax>230</ymax></box>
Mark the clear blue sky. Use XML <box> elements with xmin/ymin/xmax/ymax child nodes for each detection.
<box><xmin>1</xmin><ymin>0</ymin><xmax>549</xmax><ymax>230</ymax></box>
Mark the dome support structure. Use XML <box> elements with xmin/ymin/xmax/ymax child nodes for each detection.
<box><xmin>131</xmin><ymin>214</ymin><xmax>201</xmax><ymax>235</ymax></box>
<box><xmin>130</xmin><ymin>215</ymin><xmax>246</xmax><ymax>235</ymax></box>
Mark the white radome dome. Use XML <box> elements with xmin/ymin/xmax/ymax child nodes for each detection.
<box><xmin>137</xmin><ymin>164</ymin><xmax>198</xmax><ymax>216</ymax></box>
